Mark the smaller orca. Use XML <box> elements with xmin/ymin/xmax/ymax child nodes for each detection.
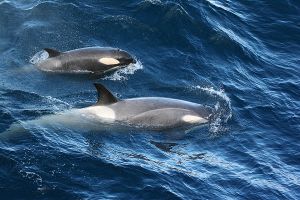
<box><xmin>35</xmin><ymin>47</ymin><xmax>136</xmax><ymax>74</ymax></box>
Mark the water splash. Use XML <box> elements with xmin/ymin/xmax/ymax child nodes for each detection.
<box><xmin>29</xmin><ymin>50</ymin><xmax>48</xmax><ymax>65</ymax></box>
<box><xmin>19</xmin><ymin>169</ymin><xmax>43</xmax><ymax>191</ymax></box>
<box><xmin>44</xmin><ymin>95</ymin><xmax>71</xmax><ymax>112</ymax></box>
<box><xmin>144</xmin><ymin>0</ymin><xmax>162</xmax><ymax>4</ymax></box>
<box><xmin>195</xmin><ymin>86</ymin><xmax>232</xmax><ymax>134</ymax></box>
<box><xmin>102</xmin><ymin>60</ymin><xmax>143</xmax><ymax>81</ymax></box>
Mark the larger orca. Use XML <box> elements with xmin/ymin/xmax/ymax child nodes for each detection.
<box><xmin>35</xmin><ymin>47</ymin><xmax>136</xmax><ymax>74</ymax></box>
<box><xmin>49</xmin><ymin>84</ymin><xmax>211</xmax><ymax>130</ymax></box>
<box><xmin>0</xmin><ymin>84</ymin><xmax>213</xmax><ymax>140</ymax></box>
<box><xmin>86</xmin><ymin>83</ymin><xmax>213</xmax><ymax>130</ymax></box>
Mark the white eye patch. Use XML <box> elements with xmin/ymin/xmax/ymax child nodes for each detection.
<box><xmin>99</xmin><ymin>58</ymin><xmax>120</xmax><ymax>65</ymax></box>
<box><xmin>182</xmin><ymin>115</ymin><xmax>207</xmax><ymax>123</ymax></box>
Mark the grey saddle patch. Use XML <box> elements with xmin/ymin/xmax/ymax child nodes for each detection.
<box><xmin>128</xmin><ymin>108</ymin><xmax>204</xmax><ymax>129</ymax></box>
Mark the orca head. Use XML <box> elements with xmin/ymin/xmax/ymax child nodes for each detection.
<box><xmin>36</xmin><ymin>56</ymin><xmax>62</xmax><ymax>71</ymax></box>
<box><xmin>114</xmin><ymin>49</ymin><xmax>136</xmax><ymax>65</ymax></box>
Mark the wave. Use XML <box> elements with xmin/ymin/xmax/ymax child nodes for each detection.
<box><xmin>102</xmin><ymin>60</ymin><xmax>143</xmax><ymax>81</ymax></box>
<box><xmin>1</xmin><ymin>88</ymin><xmax>71</xmax><ymax>121</ymax></box>
<box><xmin>0</xmin><ymin>0</ymin><xmax>78</xmax><ymax>11</ymax></box>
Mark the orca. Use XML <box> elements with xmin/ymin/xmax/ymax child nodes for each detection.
<box><xmin>1</xmin><ymin>84</ymin><xmax>213</xmax><ymax>139</ymax></box>
<box><xmin>82</xmin><ymin>83</ymin><xmax>213</xmax><ymax>130</ymax></box>
<box><xmin>35</xmin><ymin>47</ymin><xmax>136</xmax><ymax>74</ymax></box>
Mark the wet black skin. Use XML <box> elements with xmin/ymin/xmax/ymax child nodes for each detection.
<box><xmin>37</xmin><ymin>47</ymin><xmax>136</xmax><ymax>74</ymax></box>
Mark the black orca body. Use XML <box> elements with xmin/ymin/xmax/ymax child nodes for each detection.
<box><xmin>35</xmin><ymin>47</ymin><xmax>136</xmax><ymax>74</ymax></box>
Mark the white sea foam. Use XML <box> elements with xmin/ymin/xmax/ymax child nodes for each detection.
<box><xmin>44</xmin><ymin>96</ymin><xmax>71</xmax><ymax>111</ymax></box>
<box><xmin>195</xmin><ymin>86</ymin><xmax>232</xmax><ymax>134</ymax></box>
<box><xmin>30</xmin><ymin>50</ymin><xmax>48</xmax><ymax>65</ymax></box>
<box><xmin>0</xmin><ymin>1</ymin><xmax>10</xmax><ymax>5</ymax></box>
<box><xmin>144</xmin><ymin>0</ymin><xmax>162</xmax><ymax>5</ymax></box>
<box><xmin>102</xmin><ymin>60</ymin><xmax>143</xmax><ymax>81</ymax></box>
<box><xmin>19</xmin><ymin>169</ymin><xmax>43</xmax><ymax>190</ymax></box>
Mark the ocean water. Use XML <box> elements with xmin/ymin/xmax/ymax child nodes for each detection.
<box><xmin>0</xmin><ymin>0</ymin><xmax>299</xmax><ymax>199</ymax></box>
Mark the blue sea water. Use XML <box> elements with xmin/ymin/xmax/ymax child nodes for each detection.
<box><xmin>0</xmin><ymin>0</ymin><xmax>300</xmax><ymax>199</ymax></box>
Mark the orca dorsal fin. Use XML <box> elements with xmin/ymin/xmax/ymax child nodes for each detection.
<box><xmin>44</xmin><ymin>48</ymin><xmax>62</xmax><ymax>57</ymax></box>
<box><xmin>94</xmin><ymin>83</ymin><xmax>118</xmax><ymax>105</ymax></box>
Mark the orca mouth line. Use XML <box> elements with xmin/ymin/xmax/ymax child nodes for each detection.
<box><xmin>131</xmin><ymin>58</ymin><xmax>137</xmax><ymax>64</ymax></box>
<box><xmin>118</xmin><ymin>58</ymin><xmax>136</xmax><ymax>64</ymax></box>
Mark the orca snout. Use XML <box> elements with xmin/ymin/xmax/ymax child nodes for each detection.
<box><xmin>117</xmin><ymin>50</ymin><xmax>136</xmax><ymax>65</ymax></box>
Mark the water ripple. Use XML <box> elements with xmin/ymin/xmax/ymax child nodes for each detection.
<box><xmin>1</xmin><ymin>0</ymin><xmax>300</xmax><ymax>199</ymax></box>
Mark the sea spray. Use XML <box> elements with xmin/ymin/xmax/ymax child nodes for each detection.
<box><xmin>102</xmin><ymin>60</ymin><xmax>143</xmax><ymax>81</ymax></box>
<box><xmin>194</xmin><ymin>86</ymin><xmax>232</xmax><ymax>134</ymax></box>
